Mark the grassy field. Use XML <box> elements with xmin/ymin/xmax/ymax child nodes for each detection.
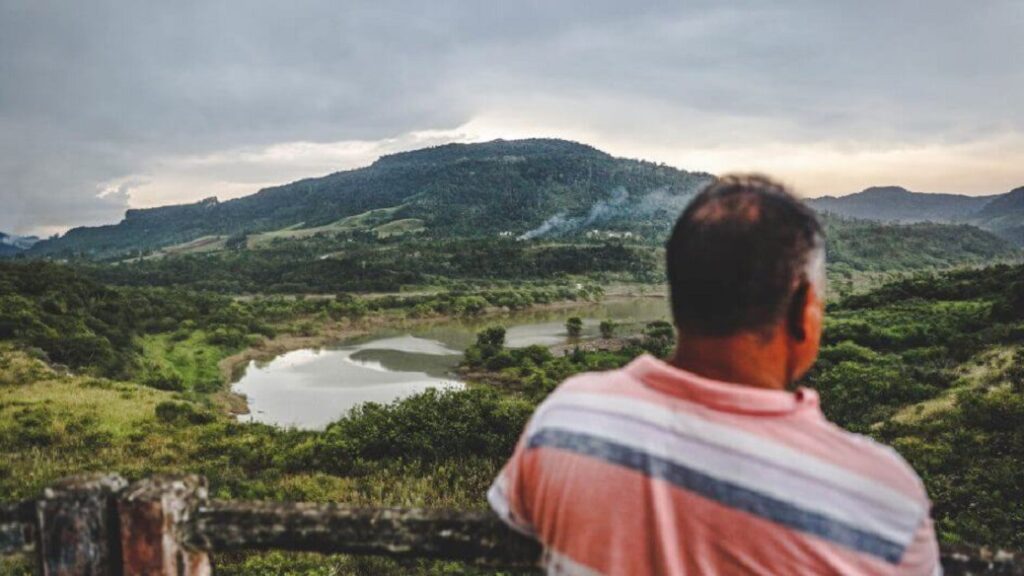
<box><xmin>139</xmin><ymin>331</ymin><xmax>228</xmax><ymax>393</ymax></box>
<box><xmin>373</xmin><ymin>218</ymin><xmax>426</xmax><ymax>238</ymax></box>
<box><xmin>0</xmin><ymin>346</ymin><xmax>179</xmax><ymax>496</ymax></box>
<box><xmin>0</xmin><ymin>343</ymin><xmax>503</xmax><ymax>574</ymax></box>
<box><xmin>890</xmin><ymin>345</ymin><xmax>1018</xmax><ymax>425</ymax></box>
<box><xmin>245</xmin><ymin>206</ymin><xmax>409</xmax><ymax>248</ymax></box>
<box><xmin>141</xmin><ymin>235</ymin><xmax>229</xmax><ymax>260</ymax></box>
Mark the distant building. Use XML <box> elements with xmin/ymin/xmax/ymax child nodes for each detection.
<box><xmin>585</xmin><ymin>230</ymin><xmax>634</xmax><ymax>239</ymax></box>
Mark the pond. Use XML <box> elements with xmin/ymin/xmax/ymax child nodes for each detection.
<box><xmin>232</xmin><ymin>297</ymin><xmax>668</xmax><ymax>429</ymax></box>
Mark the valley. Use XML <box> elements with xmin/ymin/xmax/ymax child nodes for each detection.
<box><xmin>2</xmin><ymin>139</ymin><xmax>1023</xmax><ymax>574</ymax></box>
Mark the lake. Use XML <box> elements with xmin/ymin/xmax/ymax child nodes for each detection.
<box><xmin>232</xmin><ymin>297</ymin><xmax>668</xmax><ymax>429</ymax></box>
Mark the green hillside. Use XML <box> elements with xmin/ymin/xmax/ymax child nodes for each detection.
<box><xmin>23</xmin><ymin>139</ymin><xmax>1021</xmax><ymax>289</ymax></box>
<box><xmin>29</xmin><ymin>139</ymin><xmax>713</xmax><ymax>258</ymax></box>
<box><xmin>969</xmin><ymin>187</ymin><xmax>1024</xmax><ymax>245</ymax></box>
<box><xmin>810</xmin><ymin>185</ymin><xmax>1024</xmax><ymax>246</ymax></box>
<box><xmin>824</xmin><ymin>216</ymin><xmax>1020</xmax><ymax>273</ymax></box>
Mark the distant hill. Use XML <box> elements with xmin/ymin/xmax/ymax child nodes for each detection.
<box><xmin>810</xmin><ymin>186</ymin><xmax>994</xmax><ymax>222</ymax></box>
<box><xmin>809</xmin><ymin>185</ymin><xmax>1024</xmax><ymax>245</ymax></box>
<box><xmin>823</xmin><ymin>215</ymin><xmax>1019</xmax><ymax>273</ymax></box>
<box><xmin>969</xmin><ymin>187</ymin><xmax>1024</xmax><ymax>246</ymax></box>
<box><xmin>0</xmin><ymin>232</ymin><xmax>40</xmax><ymax>257</ymax></box>
<box><xmin>29</xmin><ymin>139</ymin><xmax>713</xmax><ymax>258</ymax></box>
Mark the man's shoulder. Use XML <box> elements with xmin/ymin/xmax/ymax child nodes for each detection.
<box><xmin>814</xmin><ymin>417</ymin><xmax>930</xmax><ymax>501</ymax></box>
<box><xmin>542</xmin><ymin>363</ymin><xmax>649</xmax><ymax>408</ymax></box>
<box><xmin>528</xmin><ymin>365</ymin><xmax>644</xmax><ymax>422</ymax></box>
<box><xmin>556</xmin><ymin>364</ymin><xmax>641</xmax><ymax>393</ymax></box>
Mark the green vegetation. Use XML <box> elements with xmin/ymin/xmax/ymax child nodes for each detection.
<box><xmin>243</xmin><ymin>206</ymin><xmax>407</xmax><ymax>248</ymax></box>
<box><xmin>0</xmin><ymin>260</ymin><xmax>605</xmax><ymax>574</ymax></box>
<box><xmin>565</xmin><ymin>317</ymin><xmax>583</xmax><ymax>338</ymax></box>
<box><xmin>44</xmin><ymin>214</ymin><xmax>1012</xmax><ymax>301</ymax></box>
<box><xmin>0</xmin><ymin>261</ymin><xmax>279</xmax><ymax>384</ymax></box>
<box><xmin>0</xmin><ymin>260</ymin><xmax>603</xmax><ymax>389</ymax></box>
<box><xmin>2</xmin><ymin>254</ymin><xmax>1024</xmax><ymax>572</ymax></box>
<box><xmin>824</xmin><ymin>215</ymin><xmax>1019</xmax><ymax>276</ymax></box>
<box><xmin>599</xmin><ymin>319</ymin><xmax>616</xmax><ymax>338</ymax></box>
<box><xmin>83</xmin><ymin>237</ymin><xmax>659</xmax><ymax>293</ymax></box>
<box><xmin>139</xmin><ymin>332</ymin><xmax>228</xmax><ymax>393</ymax></box>
<box><xmin>812</xmin><ymin>265</ymin><xmax>1024</xmax><ymax>547</ymax></box>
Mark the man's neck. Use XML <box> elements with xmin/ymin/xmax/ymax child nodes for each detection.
<box><xmin>668</xmin><ymin>330</ymin><xmax>792</xmax><ymax>391</ymax></box>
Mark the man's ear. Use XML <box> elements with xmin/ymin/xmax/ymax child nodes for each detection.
<box><xmin>787</xmin><ymin>282</ymin><xmax>810</xmax><ymax>342</ymax></box>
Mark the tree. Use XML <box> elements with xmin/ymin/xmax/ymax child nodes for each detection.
<box><xmin>994</xmin><ymin>280</ymin><xmax>1024</xmax><ymax>320</ymax></box>
<box><xmin>599</xmin><ymin>319</ymin><xmax>616</xmax><ymax>339</ymax></box>
<box><xmin>566</xmin><ymin>317</ymin><xmax>583</xmax><ymax>338</ymax></box>
<box><xmin>474</xmin><ymin>326</ymin><xmax>506</xmax><ymax>360</ymax></box>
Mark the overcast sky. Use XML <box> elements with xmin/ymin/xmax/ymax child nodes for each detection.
<box><xmin>2</xmin><ymin>1</ymin><xmax>1022</xmax><ymax>236</ymax></box>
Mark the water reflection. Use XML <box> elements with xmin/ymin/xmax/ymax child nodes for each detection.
<box><xmin>235</xmin><ymin>342</ymin><xmax>463</xmax><ymax>429</ymax></box>
<box><xmin>233</xmin><ymin>297</ymin><xmax>668</xmax><ymax>429</ymax></box>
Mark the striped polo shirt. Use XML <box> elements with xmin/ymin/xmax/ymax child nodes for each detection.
<box><xmin>489</xmin><ymin>354</ymin><xmax>940</xmax><ymax>575</ymax></box>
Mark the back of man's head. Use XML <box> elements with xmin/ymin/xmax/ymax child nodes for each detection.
<box><xmin>666</xmin><ymin>175</ymin><xmax>824</xmax><ymax>338</ymax></box>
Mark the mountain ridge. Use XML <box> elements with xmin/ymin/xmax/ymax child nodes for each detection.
<box><xmin>808</xmin><ymin>185</ymin><xmax>1023</xmax><ymax>244</ymax></box>
<box><xmin>24</xmin><ymin>138</ymin><xmax>1024</xmax><ymax>257</ymax></box>
<box><xmin>30</xmin><ymin>139</ymin><xmax>713</xmax><ymax>258</ymax></box>
<box><xmin>0</xmin><ymin>232</ymin><xmax>40</xmax><ymax>257</ymax></box>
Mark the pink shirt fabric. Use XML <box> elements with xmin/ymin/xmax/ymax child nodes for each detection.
<box><xmin>489</xmin><ymin>354</ymin><xmax>941</xmax><ymax>575</ymax></box>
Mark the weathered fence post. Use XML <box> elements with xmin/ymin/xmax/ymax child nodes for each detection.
<box><xmin>0</xmin><ymin>500</ymin><xmax>34</xmax><ymax>556</ymax></box>
<box><xmin>35</xmin><ymin>473</ymin><xmax>128</xmax><ymax>576</ymax></box>
<box><xmin>117</xmin><ymin>475</ymin><xmax>211</xmax><ymax>576</ymax></box>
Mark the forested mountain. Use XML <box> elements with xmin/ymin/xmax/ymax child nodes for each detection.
<box><xmin>0</xmin><ymin>232</ymin><xmax>39</xmax><ymax>257</ymax></box>
<box><xmin>810</xmin><ymin>185</ymin><xmax>1024</xmax><ymax>245</ymax></box>
<box><xmin>969</xmin><ymin>187</ymin><xmax>1024</xmax><ymax>245</ymax></box>
<box><xmin>810</xmin><ymin>186</ymin><xmax>994</xmax><ymax>222</ymax></box>
<box><xmin>70</xmin><ymin>217</ymin><xmax>1014</xmax><ymax>295</ymax></box>
<box><xmin>23</xmin><ymin>138</ymin><xmax>1024</xmax><ymax>260</ymax></box>
<box><xmin>28</xmin><ymin>139</ymin><xmax>713</xmax><ymax>258</ymax></box>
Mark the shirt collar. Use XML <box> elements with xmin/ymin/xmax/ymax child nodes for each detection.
<box><xmin>625</xmin><ymin>354</ymin><xmax>820</xmax><ymax>417</ymax></box>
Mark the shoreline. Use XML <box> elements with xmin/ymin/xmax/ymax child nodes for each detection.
<box><xmin>217</xmin><ymin>291</ymin><xmax>666</xmax><ymax>416</ymax></box>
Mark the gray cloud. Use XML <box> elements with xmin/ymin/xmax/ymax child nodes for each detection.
<box><xmin>1</xmin><ymin>0</ymin><xmax>1021</xmax><ymax>234</ymax></box>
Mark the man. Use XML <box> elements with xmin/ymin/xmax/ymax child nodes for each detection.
<box><xmin>489</xmin><ymin>175</ymin><xmax>940</xmax><ymax>575</ymax></box>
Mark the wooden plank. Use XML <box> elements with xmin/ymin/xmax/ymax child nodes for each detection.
<box><xmin>186</xmin><ymin>501</ymin><xmax>542</xmax><ymax>568</ymax></box>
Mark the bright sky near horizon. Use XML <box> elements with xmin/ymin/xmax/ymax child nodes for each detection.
<box><xmin>1</xmin><ymin>1</ymin><xmax>1022</xmax><ymax>236</ymax></box>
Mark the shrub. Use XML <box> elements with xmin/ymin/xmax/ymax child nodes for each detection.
<box><xmin>155</xmin><ymin>401</ymin><xmax>214</xmax><ymax>424</ymax></box>
<box><xmin>467</xmin><ymin>326</ymin><xmax>506</xmax><ymax>363</ymax></box>
<box><xmin>566</xmin><ymin>317</ymin><xmax>583</xmax><ymax>338</ymax></box>
<box><xmin>144</xmin><ymin>369</ymin><xmax>185</xmax><ymax>391</ymax></box>
<box><xmin>315</xmin><ymin>388</ymin><xmax>534</xmax><ymax>469</ymax></box>
<box><xmin>599</xmin><ymin>320</ymin><xmax>616</xmax><ymax>339</ymax></box>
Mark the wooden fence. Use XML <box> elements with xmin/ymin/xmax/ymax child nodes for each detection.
<box><xmin>0</xmin><ymin>473</ymin><xmax>1020</xmax><ymax>575</ymax></box>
